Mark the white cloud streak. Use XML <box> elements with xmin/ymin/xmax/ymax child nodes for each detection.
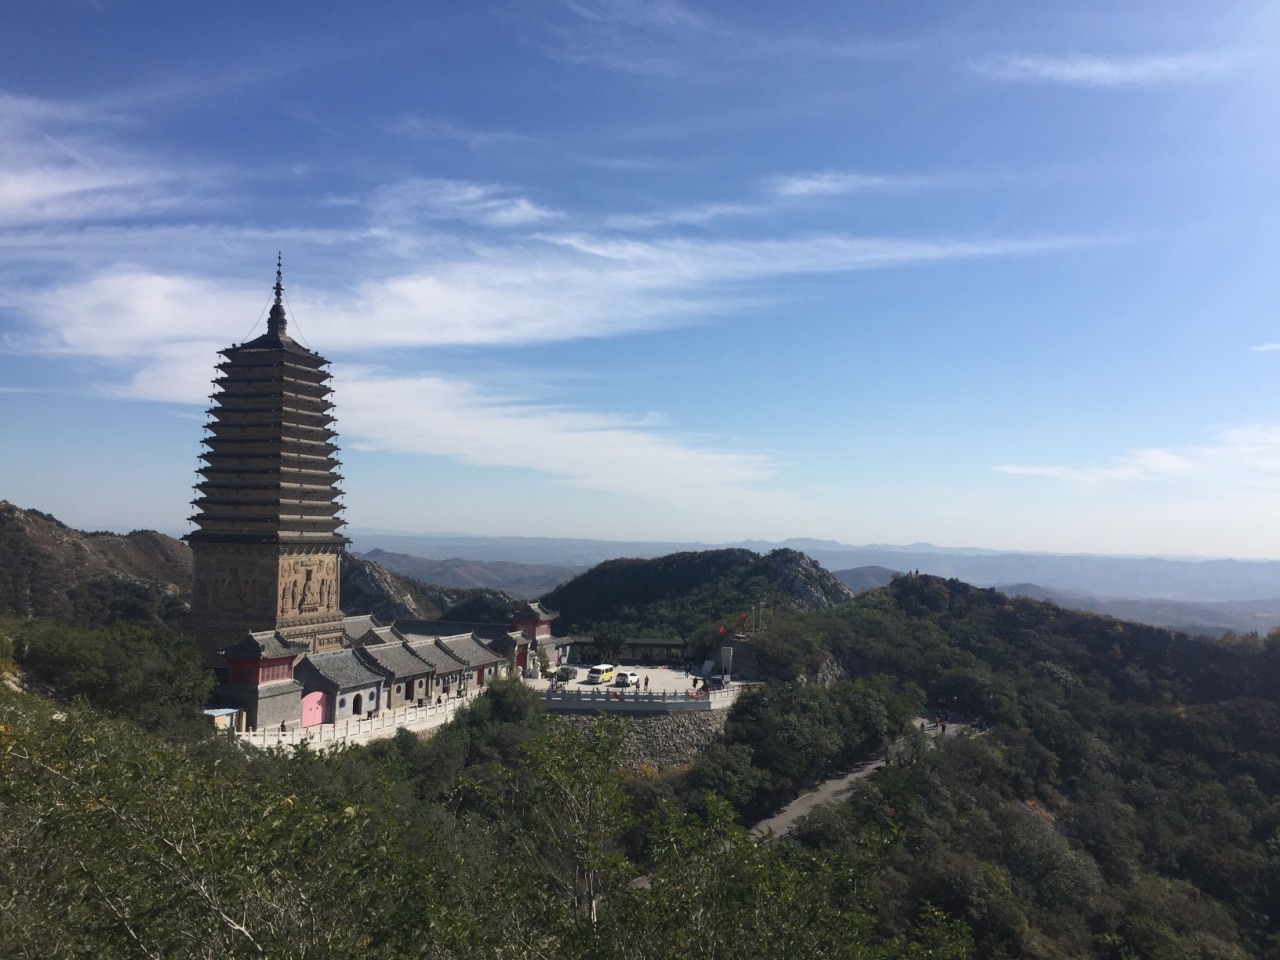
<box><xmin>605</xmin><ymin>202</ymin><xmax>756</xmax><ymax>230</ymax></box>
<box><xmin>971</xmin><ymin>51</ymin><xmax>1237</xmax><ymax>87</ymax></box>
<box><xmin>338</xmin><ymin>370</ymin><xmax>784</xmax><ymax>509</ymax></box>
<box><xmin>16</xmin><ymin>232</ymin><xmax>1078</xmax><ymax>369</ymax></box>
<box><xmin>769</xmin><ymin>171</ymin><xmax>923</xmax><ymax>198</ymax></box>
<box><xmin>996</xmin><ymin>424</ymin><xmax>1280</xmax><ymax>485</ymax></box>
<box><xmin>0</xmin><ymin>94</ymin><xmax>195</xmax><ymax>227</ymax></box>
<box><xmin>387</xmin><ymin>115</ymin><xmax>531</xmax><ymax>149</ymax></box>
<box><xmin>369</xmin><ymin>178</ymin><xmax>561</xmax><ymax>229</ymax></box>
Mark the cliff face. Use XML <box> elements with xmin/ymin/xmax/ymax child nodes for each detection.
<box><xmin>0</xmin><ymin>501</ymin><xmax>191</xmax><ymax>628</ymax></box>
<box><xmin>338</xmin><ymin>554</ymin><xmax>519</xmax><ymax>624</ymax></box>
<box><xmin>760</xmin><ymin>549</ymin><xmax>855</xmax><ymax>611</ymax></box>
<box><xmin>339</xmin><ymin>555</ymin><xmax>444</xmax><ymax>621</ymax></box>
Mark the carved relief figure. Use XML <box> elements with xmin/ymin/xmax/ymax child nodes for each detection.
<box><xmin>300</xmin><ymin>569</ymin><xmax>319</xmax><ymax>608</ymax></box>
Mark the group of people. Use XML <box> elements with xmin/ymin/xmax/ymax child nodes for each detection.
<box><xmin>921</xmin><ymin>714</ymin><xmax>950</xmax><ymax>736</ymax></box>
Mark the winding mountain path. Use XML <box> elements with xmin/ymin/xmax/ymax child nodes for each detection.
<box><xmin>750</xmin><ymin>721</ymin><xmax>968</xmax><ymax>842</ymax></box>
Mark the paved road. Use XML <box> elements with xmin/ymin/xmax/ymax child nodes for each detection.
<box><xmin>750</xmin><ymin>720</ymin><xmax>968</xmax><ymax>842</ymax></box>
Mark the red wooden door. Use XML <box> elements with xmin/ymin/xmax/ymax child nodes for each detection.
<box><xmin>302</xmin><ymin>691</ymin><xmax>326</xmax><ymax>728</ymax></box>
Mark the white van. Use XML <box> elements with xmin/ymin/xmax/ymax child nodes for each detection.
<box><xmin>586</xmin><ymin>663</ymin><xmax>615</xmax><ymax>685</ymax></box>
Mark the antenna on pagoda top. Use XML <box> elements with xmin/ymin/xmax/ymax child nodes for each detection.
<box><xmin>267</xmin><ymin>252</ymin><xmax>288</xmax><ymax>338</ymax></box>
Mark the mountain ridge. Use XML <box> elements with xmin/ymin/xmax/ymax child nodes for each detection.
<box><xmin>349</xmin><ymin>530</ymin><xmax>1280</xmax><ymax>602</ymax></box>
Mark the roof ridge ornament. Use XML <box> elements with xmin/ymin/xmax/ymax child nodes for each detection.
<box><xmin>267</xmin><ymin>252</ymin><xmax>288</xmax><ymax>338</ymax></box>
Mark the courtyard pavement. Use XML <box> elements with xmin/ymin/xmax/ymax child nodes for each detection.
<box><xmin>524</xmin><ymin>663</ymin><xmax>716</xmax><ymax>696</ymax></box>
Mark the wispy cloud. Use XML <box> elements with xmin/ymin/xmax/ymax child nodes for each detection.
<box><xmin>338</xmin><ymin>370</ymin><xmax>783</xmax><ymax>509</ymax></box>
<box><xmin>0</xmin><ymin>93</ymin><xmax>197</xmax><ymax>227</ymax></box>
<box><xmin>540</xmin><ymin>0</ymin><xmax>902</xmax><ymax>78</ymax></box>
<box><xmin>996</xmin><ymin>448</ymin><xmax>1197</xmax><ymax>483</ymax></box>
<box><xmin>971</xmin><ymin>51</ymin><xmax>1237</xmax><ymax>87</ymax></box>
<box><xmin>605</xmin><ymin>202</ymin><xmax>755</xmax><ymax>230</ymax></box>
<box><xmin>368</xmin><ymin>178</ymin><xmax>561</xmax><ymax>229</ymax></box>
<box><xmin>996</xmin><ymin>424</ymin><xmax>1280</xmax><ymax>485</ymax></box>
<box><xmin>16</xmin><ymin>231</ymin><xmax>1081</xmax><ymax>373</ymax></box>
<box><xmin>768</xmin><ymin>170</ymin><xmax>925</xmax><ymax>198</ymax></box>
<box><xmin>387</xmin><ymin>115</ymin><xmax>530</xmax><ymax>149</ymax></box>
<box><xmin>1250</xmin><ymin>342</ymin><xmax>1280</xmax><ymax>353</ymax></box>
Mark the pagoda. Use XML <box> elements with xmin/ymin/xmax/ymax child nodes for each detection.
<box><xmin>186</xmin><ymin>259</ymin><xmax>348</xmax><ymax>669</ymax></box>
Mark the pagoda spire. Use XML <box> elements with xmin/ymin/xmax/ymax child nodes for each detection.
<box><xmin>267</xmin><ymin>252</ymin><xmax>287</xmax><ymax>338</ymax></box>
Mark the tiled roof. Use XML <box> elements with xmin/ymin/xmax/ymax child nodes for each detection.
<box><xmin>514</xmin><ymin>601</ymin><xmax>558</xmax><ymax>621</ymax></box>
<box><xmin>222</xmin><ymin>629</ymin><xmax>308</xmax><ymax>660</ymax></box>
<box><xmin>393</xmin><ymin>619</ymin><xmax>520</xmax><ymax>644</ymax></box>
<box><xmin>341</xmin><ymin>614</ymin><xmax>383</xmax><ymax>643</ymax></box>
<box><xmin>297</xmin><ymin>649</ymin><xmax>383</xmax><ymax>691</ymax></box>
<box><xmin>354</xmin><ymin>642</ymin><xmax>435</xmax><ymax>680</ymax></box>
<box><xmin>361</xmin><ymin>625</ymin><xmax>398</xmax><ymax>645</ymax></box>
<box><xmin>402</xmin><ymin>637</ymin><xmax>469</xmax><ymax>674</ymax></box>
<box><xmin>437</xmin><ymin>634</ymin><xmax>504</xmax><ymax>668</ymax></box>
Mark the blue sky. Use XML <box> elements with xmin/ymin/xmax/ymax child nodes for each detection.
<box><xmin>2</xmin><ymin>1</ymin><xmax>1280</xmax><ymax>557</ymax></box>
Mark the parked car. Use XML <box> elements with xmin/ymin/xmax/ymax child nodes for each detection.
<box><xmin>556</xmin><ymin>665</ymin><xmax>580</xmax><ymax>683</ymax></box>
<box><xmin>586</xmin><ymin>664</ymin><xmax>615</xmax><ymax>685</ymax></box>
<box><xmin>614</xmin><ymin>671</ymin><xmax>641</xmax><ymax>688</ymax></box>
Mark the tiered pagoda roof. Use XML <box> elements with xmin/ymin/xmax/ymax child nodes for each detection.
<box><xmin>187</xmin><ymin>263</ymin><xmax>347</xmax><ymax>545</ymax></box>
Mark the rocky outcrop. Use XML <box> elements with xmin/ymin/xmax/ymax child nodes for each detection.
<box><xmin>761</xmin><ymin>549</ymin><xmax>855</xmax><ymax>611</ymax></box>
<box><xmin>557</xmin><ymin>710</ymin><xmax>727</xmax><ymax>770</ymax></box>
<box><xmin>339</xmin><ymin>554</ymin><xmax>521</xmax><ymax>625</ymax></box>
<box><xmin>339</xmin><ymin>555</ymin><xmax>445</xmax><ymax>621</ymax></box>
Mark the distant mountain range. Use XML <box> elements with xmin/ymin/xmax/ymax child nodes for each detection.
<box><xmin>353</xmin><ymin>549</ymin><xmax>583</xmax><ymax>599</ymax></box>
<box><xmin>830</xmin><ymin>565</ymin><xmax>1280</xmax><ymax>636</ymax></box>
<box><xmin>348</xmin><ymin>530</ymin><xmax>1280</xmax><ymax>604</ymax></box>
<box><xmin>7</xmin><ymin>498</ymin><xmax>1279</xmax><ymax>639</ymax></box>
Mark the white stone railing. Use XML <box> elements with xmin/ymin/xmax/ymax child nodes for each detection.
<box><xmin>235</xmin><ymin>682</ymin><xmax>745</xmax><ymax>749</ymax></box>
<box><xmin>542</xmin><ymin>685</ymin><xmax>741</xmax><ymax>713</ymax></box>
<box><xmin>237</xmin><ymin>696</ymin><xmax>470</xmax><ymax>749</ymax></box>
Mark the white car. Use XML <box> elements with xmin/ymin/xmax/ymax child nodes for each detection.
<box><xmin>613</xmin><ymin>671</ymin><xmax>641</xmax><ymax>688</ymax></box>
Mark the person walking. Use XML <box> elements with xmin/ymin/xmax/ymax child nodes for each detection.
<box><xmin>643</xmin><ymin>675</ymin><xmax>649</xmax><ymax>691</ymax></box>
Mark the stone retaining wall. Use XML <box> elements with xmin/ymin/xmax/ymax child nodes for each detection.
<box><xmin>557</xmin><ymin>709</ymin><xmax>727</xmax><ymax>770</ymax></box>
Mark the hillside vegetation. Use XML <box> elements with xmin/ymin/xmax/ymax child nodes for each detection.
<box><xmin>0</xmin><ymin>501</ymin><xmax>510</xmax><ymax>632</ymax></box>
<box><xmin>541</xmin><ymin>547</ymin><xmax>853</xmax><ymax>641</ymax></box>
<box><xmin>0</xmin><ymin>501</ymin><xmax>190</xmax><ymax>628</ymax></box>
<box><xmin>681</xmin><ymin>575</ymin><xmax>1280</xmax><ymax>958</ymax></box>
<box><xmin>4</xmin><ymin>562</ymin><xmax>1280</xmax><ymax>958</ymax></box>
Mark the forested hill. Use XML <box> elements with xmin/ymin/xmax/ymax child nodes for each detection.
<box><xmin>5</xmin><ymin>568</ymin><xmax>1280</xmax><ymax>956</ymax></box>
<box><xmin>743</xmin><ymin>574</ymin><xmax>1280</xmax><ymax>958</ymax></box>
<box><xmin>0</xmin><ymin>500</ymin><xmax>512</xmax><ymax>630</ymax></box>
<box><xmin>0</xmin><ymin>500</ymin><xmax>191</xmax><ymax>628</ymax></box>
<box><xmin>541</xmin><ymin>547</ymin><xmax>854</xmax><ymax>638</ymax></box>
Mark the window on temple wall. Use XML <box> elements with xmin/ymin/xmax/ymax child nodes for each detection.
<box><xmin>258</xmin><ymin>661</ymin><xmax>292</xmax><ymax>683</ymax></box>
